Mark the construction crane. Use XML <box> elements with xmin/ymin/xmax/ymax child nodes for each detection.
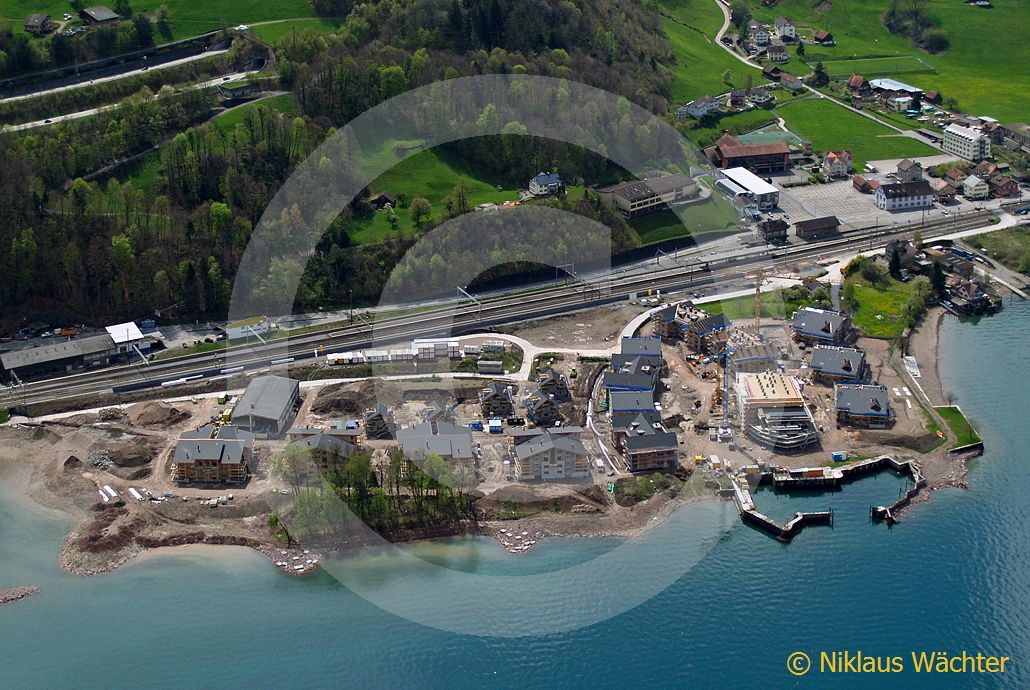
<box><xmin>754</xmin><ymin>266</ymin><xmax>763</xmax><ymax>333</ymax></box>
<box><xmin>703</xmin><ymin>341</ymin><xmax>746</xmax><ymax>424</ymax></box>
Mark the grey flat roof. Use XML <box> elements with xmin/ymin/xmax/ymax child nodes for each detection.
<box><xmin>231</xmin><ymin>376</ymin><xmax>298</xmax><ymax>424</ymax></box>
<box><xmin>791</xmin><ymin>308</ymin><xmax>848</xmax><ymax>337</ymax></box>
<box><xmin>397</xmin><ymin>421</ymin><xmax>473</xmax><ymax>460</ymax></box>
<box><xmin>514</xmin><ymin>431</ymin><xmax>587</xmax><ymax>460</ymax></box>
<box><xmin>82</xmin><ymin>6</ymin><xmax>120</xmax><ymax>21</ymax></box>
<box><xmin>620</xmin><ymin>337</ymin><xmax>662</xmax><ymax>357</ymax></box>
<box><xmin>173</xmin><ymin>438</ymin><xmax>248</xmax><ymax>465</ymax></box>
<box><xmin>0</xmin><ymin>333</ymin><xmax>114</xmax><ymax>370</ymax></box>
<box><xmin>289</xmin><ymin>433</ymin><xmax>357</xmax><ymax>457</ymax></box>
<box><xmin>602</xmin><ymin>372</ymin><xmax>655</xmax><ymax>390</ymax></box>
<box><xmin>625</xmin><ymin>430</ymin><xmax>678</xmax><ymax>451</ymax></box>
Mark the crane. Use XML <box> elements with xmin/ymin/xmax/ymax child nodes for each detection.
<box><xmin>754</xmin><ymin>266</ymin><xmax>763</xmax><ymax>333</ymax></box>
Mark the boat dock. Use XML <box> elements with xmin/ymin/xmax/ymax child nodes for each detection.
<box><xmin>732</xmin><ymin>456</ymin><xmax>925</xmax><ymax>540</ymax></box>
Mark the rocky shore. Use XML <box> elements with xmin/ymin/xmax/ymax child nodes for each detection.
<box><xmin>0</xmin><ymin>586</ymin><xmax>40</xmax><ymax>607</ymax></box>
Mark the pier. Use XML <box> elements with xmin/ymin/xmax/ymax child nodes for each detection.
<box><xmin>732</xmin><ymin>456</ymin><xmax>926</xmax><ymax>540</ymax></box>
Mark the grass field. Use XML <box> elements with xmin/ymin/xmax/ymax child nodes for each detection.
<box><xmin>122</xmin><ymin>148</ymin><xmax>162</xmax><ymax>194</ymax></box>
<box><xmin>0</xmin><ymin>0</ymin><xmax>319</xmax><ymax>43</ymax></box>
<box><xmin>348</xmin><ymin>147</ymin><xmax>519</xmax><ymax>246</ymax></box>
<box><xmin>748</xmin><ymin>0</ymin><xmax>1030</xmax><ymax>122</ymax></box>
<box><xmin>934</xmin><ymin>405</ymin><xmax>981</xmax><ymax>448</ymax></box>
<box><xmin>820</xmin><ymin>55</ymin><xmax>936</xmax><ymax>78</ymax></box>
<box><xmin>682</xmin><ymin>108</ymin><xmax>778</xmax><ymax>148</ymax></box>
<box><xmin>629</xmin><ymin>196</ymin><xmax>740</xmax><ymax>245</ymax></box>
<box><xmin>776</xmin><ymin>97</ymin><xmax>937</xmax><ymax>168</ymax></box>
<box><xmin>844</xmin><ymin>270</ymin><xmax>919</xmax><ymax>339</ymax></box>
<box><xmin>968</xmin><ymin>228</ymin><xmax>1030</xmax><ymax>274</ymax></box>
<box><xmin>659</xmin><ymin>0</ymin><xmax>760</xmax><ymax>102</ymax></box>
<box><xmin>211</xmin><ymin>93</ymin><xmax>295</xmax><ymax>131</ymax></box>
<box><xmin>249</xmin><ymin>18</ymin><xmax>340</xmax><ymax>44</ymax></box>
<box><xmin>705</xmin><ymin>290</ymin><xmax>819</xmax><ymax>321</ymax></box>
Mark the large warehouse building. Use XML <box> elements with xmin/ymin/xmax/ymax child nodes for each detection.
<box><xmin>230</xmin><ymin>376</ymin><xmax>301</xmax><ymax>437</ymax></box>
<box><xmin>595</xmin><ymin>174</ymin><xmax>699</xmax><ymax>217</ymax></box>
<box><xmin>0</xmin><ymin>321</ymin><xmax>151</xmax><ymax>382</ymax></box>
<box><xmin>716</xmin><ymin>167</ymin><xmax>780</xmax><ymax>210</ymax></box>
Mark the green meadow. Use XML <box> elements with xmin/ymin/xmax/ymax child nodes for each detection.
<box><xmin>747</xmin><ymin>0</ymin><xmax>1030</xmax><ymax>122</ymax></box>
<box><xmin>776</xmin><ymin>97</ymin><xmax>937</xmax><ymax>168</ymax></box>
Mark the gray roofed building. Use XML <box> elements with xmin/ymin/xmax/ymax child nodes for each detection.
<box><xmin>808</xmin><ymin>346</ymin><xmax>866</xmax><ymax>383</ymax></box>
<box><xmin>835</xmin><ymin>383</ymin><xmax>893</xmax><ymax>428</ymax></box>
<box><xmin>793</xmin><ymin>215</ymin><xmax>841</xmax><ymax>239</ymax></box>
<box><xmin>610</xmin><ymin>409</ymin><xmax>678</xmax><ymax>471</ymax></box>
<box><xmin>790</xmin><ymin>307</ymin><xmax>852</xmax><ymax>344</ymax></box>
<box><xmin>523</xmin><ymin>389</ymin><xmax>565</xmax><ymax>426</ymax></box>
<box><xmin>24</xmin><ymin>13</ymin><xmax>54</xmax><ymax>34</ymax></box>
<box><xmin>535</xmin><ymin>367</ymin><xmax>570</xmax><ymax>402</ymax></box>
<box><xmin>513</xmin><ymin>430</ymin><xmax>589</xmax><ymax>480</ymax></box>
<box><xmin>79</xmin><ymin>6</ymin><xmax>120</xmax><ymax>23</ymax></box>
<box><xmin>230</xmin><ymin>376</ymin><xmax>300</xmax><ymax>436</ymax></box>
<box><xmin>480</xmin><ymin>381</ymin><xmax>515</xmax><ymax>418</ymax></box>
<box><xmin>171</xmin><ymin>426</ymin><xmax>254</xmax><ymax>484</ymax></box>
<box><xmin>608</xmin><ymin>391</ymin><xmax>656</xmax><ymax>414</ymax></box>
<box><xmin>508</xmin><ymin>426</ymin><xmax>584</xmax><ymax>444</ymax></box>
<box><xmin>728</xmin><ymin>343</ymin><xmax>779</xmax><ymax>377</ymax></box>
<box><xmin>289</xmin><ymin>432</ymin><xmax>358</xmax><ymax>458</ymax></box>
<box><xmin>397</xmin><ymin>421</ymin><xmax>474</xmax><ymax>462</ymax></box>
<box><xmin>363</xmin><ymin>404</ymin><xmax>396</xmax><ymax>439</ymax></box>
<box><xmin>619</xmin><ymin>336</ymin><xmax>662</xmax><ymax>357</ymax></box>
<box><xmin>1</xmin><ymin>333</ymin><xmax>119</xmax><ymax>381</ymax></box>
<box><xmin>601</xmin><ymin>371</ymin><xmax>656</xmax><ymax>392</ymax></box>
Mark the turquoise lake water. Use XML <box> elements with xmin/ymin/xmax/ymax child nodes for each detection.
<box><xmin>1</xmin><ymin>301</ymin><xmax>1028</xmax><ymax>688</ymax></box>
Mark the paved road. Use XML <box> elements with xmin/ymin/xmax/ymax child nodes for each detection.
<box><xmin>3</xmin><ymin>69</ymin><xmax>259</xmax><ymax>132</ymax></box>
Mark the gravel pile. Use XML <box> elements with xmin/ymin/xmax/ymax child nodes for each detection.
<box><xmin>86</xmin><ymin>450</ymin><xmax>113</xmax><ymax>470</ymax></box>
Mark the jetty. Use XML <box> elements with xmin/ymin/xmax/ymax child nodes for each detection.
<box><xmin>1</xmin><ymin>586</ymin><xmax>40</xmax><ymax>607</ymax></box>
<box><xmin>732</xmin><ymin>456</ymin><xmax>926</xmax><ymax>540</ymax></box>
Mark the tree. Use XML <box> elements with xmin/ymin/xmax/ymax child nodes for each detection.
<box><xmin>888</xmin><ymin>247</ymin><xmax>901</xmax><ymax>277</ymax></box>
<box><xmin>921</xmin><ymin>28</ymin><xmax>948</xmax><ymax>53</ymax></box>
<box><xmin>930</xmin><ymin>261</ymin><xmax>947</xmax><ymax>295</ymax></box>
<box><xmin>409</xmin><ymin>197</ymin><xmax>432</xmax><ymax>226</ymax></box>
<box><xmin>796</xmin><ymin>42</ymin><xmax>805</xmax><ymax>57</ymax></box>
<box><xmin>742</xmin><ymin>73</ymin><xmax>753</xmax><ymax>92</ymax></box>
<box><xmin>912</xmin><ymin>230</ymin><xmax>923</xmax><ymax>249</ymax></box>
<box><xmin>269</xmin><ymin>444</ymin><xmax>315</xmax><ymax>496</ymax></box>
<box><xmin>812</xmin><ymin>62</ymin><xmax>829</xmax><ymax>87</ymax></box>
<box><xmin>451</xmin><ymin>181</ymin><xmax>470</xmax><ymax>214</ymax></box>
<box><xmin>730</xmin><ymin>0</ymin><xmax>750</xmax><ymax>29</ymax></box>
<box><xmin>114</xmin><ymin>0</ymin><xmax>133</xmax><ymax>18</ymax></box>
<box><xmin>722</xmin><ymin>69</ymin><xmax>732</xmax><ymax>84</ymax></box>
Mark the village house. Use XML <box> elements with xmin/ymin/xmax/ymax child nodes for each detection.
<box><xmin>808</xmin><ymin>346</ymin><xmax>866</xmax><ymax>384</ymax></box>
<box><xmin>762</xmin><ymin>65</ymin><xmax>784</xmax><ymax>82</ymax></box>
<box><xmin>747</xmin><ymin>20</ymin><xmax>770</xmax><ymax>45</ymax></box>
<box><xmin>24</xmin><ymin>13</ymin><xmax>54</xmax><ymax>34</ymax></box>
<box><xmin>975</xmin><ymin>161</ymin><xmax>998</xmax><ymax>179</ymax></box>
<box><xmin>749</xmin><ymin>87</ymin><xmax>774</xmax><ymax>106</ymax></box>
<box><xmin>780</xmin><ymin>73</ymin><xmax>805</xmax><ymax>93</ymax></box>
<box><xmin>793</xmin><ymin>215</ymin><xmax>841</xmax><ymax>240</ymax></box>
<box><xmin>886</xmin><ymin>94</ymin><xmax>914</xmax><ymax>112</ymax></box>
<box><xmin>884</xmin><ymin>239</ymin><xmax>919</xmax><ymax>269</ymax></box>
<box><xmin>931</xmin><ymin>179</ymin><xmax>957</xmax><ymax>202</ymax></box>
<box><xmin>79</xmin><ymin>6</ymin><xmax>120</xmax><ymax>24</ymax></box>
<box><xmin>512</xmin><ymin>430</ymin><xmax>589</xmax><ymax>480</ymax></box>
<box><xmin>652</xmin><ymin>304</ymin><xmax>682</xmax><ymax>341</ymax></box>
<box><xmin>369</xmin><ymin>192</ymin><xmax>396</xmax><ymax>210</ymax></box>
<box><xmin>758</xmin><ymin>218</ymin><xmax>789</xmax><ymax>244</ymax></box>
<box><xmin>706</xmin><ymin>133</ymin><xmax>792</xmax><ymax>171</ymax></box>
<box><xmin>923</xmin><ymin>90</ymin><xmax>942</xmax><ymax>105</ymax></box>
<box><xmin>835</xmin><ymin>384</ymin><xmax>893</xmax><ymax>429</ymax></box>
<box><xmin>528</xmin><ymin>171</ymin><xmax>562</xmax><ymax>197</ymax></box>
<box><xmin>774</xmin><ymin>16</ymin><xmax>796</xmax><ymax>40</ymax></box>
<box><xmin>765</xmin><ymin>45</ymin><xmax>790</xmax><ymax>63</ymax></box>
<box><xmin>171</xmin><ymin>425</ymin><xmax>254</xmax><ymax>485</ymax></box>
<box><xmin>875</xmin><ymin>180</ymin><xmax>934</xmax><ymax>211</ymax></box>
<box><xmin>923</xmin><ymin>248</ymin><xmax>975</xmax><ymax>279</ymax></box>
<box><xmin>812</xmin><ymin>30</ymin><xmax>834</xmax><ymax>45</ymax></box>
<box><xmin>988</xmin><ymin>174</ymin><xmax>1018</xmax><ymax>198</ymax></box>
<box><xmin>946</xmin><ymin>277</ymin><xmax>999</xmax><ymax>315</ymax></box>
<box><xmin>821</xmin><ymin>150</ymin><xmax>852</xmax><ymax>179</ymax></box>
<box><xmin>962</xmin><ymin>175</ymin><xmax>989</xmax><ymax>200</ymax></box>
<box><xmin>846</xmin><ymin>74</ymin><xmax>870</xmax><ymax>96</ymax></box>
<box><xmin>675</xmin><ymin>96</ymin><xmax>721</xmax><ymax>119</ymax></box>
<box><xmin>896</xmin><ymin>158</ymin><xmax>923</xmax><ymax>182</ymax></box>
<box><xmin>480</xmin><ymin>381</ymin><xmax>515</xmax><ymax>419</ymax></box>
<box><xmin>790</xmin><ymin>307</ymin><xmax>853</xmax><ymax>345</ymax></box>
<box><xmin>945</xmin><ymin>167</ymin><xmax>967</xmax><ymax>185</ymax></box>
<box><xmin>852</xmin><ymin>175</ymin><xmax>873</xmax><ymax>194</ymax></box>
<box><xmin>727</xmin><ymin>89</ymin><xmax>748</xmax><ymax>110</ymax></box>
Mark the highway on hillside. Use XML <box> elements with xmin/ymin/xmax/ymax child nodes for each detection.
<box><xmin>3</xmin><ymin>210</ymin><xmax>996</xmax><ymax>411</ymax></box>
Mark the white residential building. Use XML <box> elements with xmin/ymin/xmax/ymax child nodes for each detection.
<box><xmin>675</xmin><ymin>96</ymin><xmax>721</xmax><ymax>119</ymax></box>
<box><xmin>774</xmin><ymin>16</ymin><xmax>796</xmax><ymax>40</ymax></box>
<box><xmin>747</xmin><ymin>20</ymin><xmax>770</xmax><ymax>45</ymax></box>
<box><xmin>943</xmin><ymin>124</ymin><xmax>991</xmax><ymax>161</ymax></box>
<box><xmin>962</xmin><ymin>175</ymin><xmax>989</xmax><ymax>200</ymax></box>
<box><xmin>874</xmin><ymin>181</ymin><xmax>934</xmax><ymax>211</ymax></box>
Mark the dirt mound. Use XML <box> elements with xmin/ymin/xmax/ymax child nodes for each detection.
<box><xmin>861</xmin><ymin>430</ymin><xmax>940</xmax><ymax>454</ymax></box>
<box><xmin>29</xmin><ymin>426</ymin><xmax>62</xmax><ymax>444</ymax></box>
<box><xmin>63</xmin><ymin>456</ymin><xmax>83</xmax><ymax>471</ymax></box>
<box><xmin>126</xmin><ymin>402</ymin><xmax>190</xmax><ymax>428</ymax></box>
<box><xmin>313</xmin><ymin>379</ymin><xmax>404</xmax><ymax>416</ymax></box>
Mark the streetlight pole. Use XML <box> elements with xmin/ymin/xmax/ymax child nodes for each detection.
<box><xmin>349</xmin><ymin>289</ymin><xmax>353</xmax><ymax>323</ymax></box>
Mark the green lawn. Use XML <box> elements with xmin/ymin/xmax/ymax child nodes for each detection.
<box><xmin>747</xmin><ymin>0</ymin><xmax>1030</xmax><ymax>122</ymax></box>
<box><xmin>776</xmin><ymin>97</ymin><xmax>937</xmax><ymax>168</ymax></box>
<box><xmin>249</xmin><ymin>18</ymin><xmax>340</xmax><ymax>44</ymax></box>
<box><xmin>844</xmin><ymin>271</ymin><xmax>920</xmax><ymax>339</ymax></box>
<box><xmin>682</xmin><ymin>107</ymin><xmax>780</xmax><ymax>149</ymax></box>
<box><xmin>659</xmin><ymin>0</ymin><xmax>760</xmax><ymax>102</ymax></box>
<box><xmin>0</xmin><ymin>0</ymin><xmax>319</xmax><ymax>43</ymax></box>
<box><xmin>122</xmin><ymin>148</ymin><xmax>162</xmax><ymax>194</ymax></box>
<box><xmin>211</xmin><ymin>93</ymin><xmax>295</xmax><ymax>131</ymax></box>
<box><xmin>968</xmin><ymin>228</ymin><xmax>1030</xmax><ymax>275</ymax></box>
<box><xmin>629</xmin><ymin>196</ymin><xmax>740</xmax><ymax>245</ymax></box>
<box><xmin>819</xmin><ymin>55</ymin><xmax>936</xmax><ymax>79</ymax></box>
<box><xmin>705</xmin><ymin>289</ymin><xmax>822</xmax><ymax>321</ymax></box>
<box><xmin>348</xmin><ymin>147</ymin><xmax>519</xmax><ymax>246</ymax></box>
<box><xmin>934</xmin><ymin>406</ymin><xmax>981</xmax><ymax>448</ymax></box>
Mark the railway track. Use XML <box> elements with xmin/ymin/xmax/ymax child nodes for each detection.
<box><xmin>4</xmin><ymin>210</ymin><xmax>994</xmax><ymax>410</ymax></box>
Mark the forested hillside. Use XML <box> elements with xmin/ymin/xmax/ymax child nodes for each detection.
<box><xmin>0</xmin><ymin>0</ymin><xmax>687</xmax><ymax>328</ymax></box>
